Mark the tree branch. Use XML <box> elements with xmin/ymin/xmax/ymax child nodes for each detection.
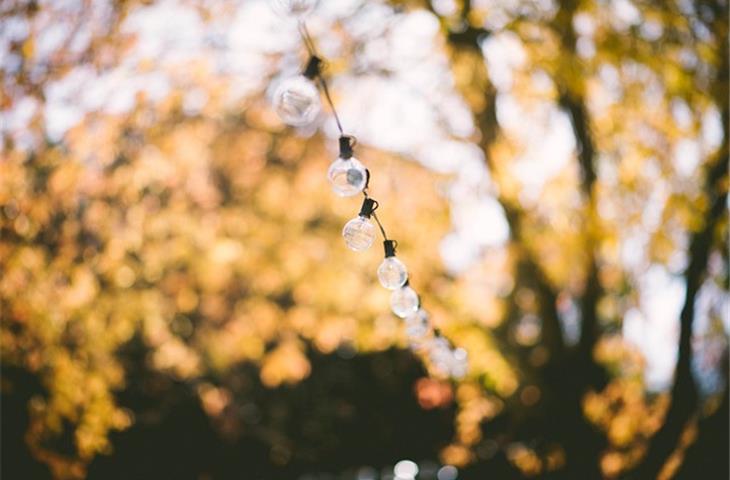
<box><xmin>559</xmin><ymin>93</ymin><xmax>597</xmax><ymax>193</ymax></box>
<box><xmin>426</xmin><ymin>0</ymin><xmax>566</xmax><ymax>359</ymax></box>
<box><xmin>625</xmin><ymin>126</ymin><xmax>728</xmax><ymax>480</ymax></box>
<box><xmin>471</xmin><ymin>55</ymin><xmax>567</xmax><ymax>360</ymax></box>
<box><xmin>558</xmin><ymin>90</ymin><xmax>603</xmax><ymax>364</ymax></box>
<box><xmin>552</xmin><ymin>2</ymin><xmax>604</xmax><ymax>373</ymax></box>
<box><xmin>426</xmin><ymin>2</ymin><xmax>607</xmax><ymax>477</ymax></box>
<box><xmin>626</xmin><ymin>5</ymin><xmax>729</xmax><ymax>474</ymax></box>
<box><xmin>672</xmin><ymin>351</ymin><xmax>729</xmax><ymax>479</ymax></box>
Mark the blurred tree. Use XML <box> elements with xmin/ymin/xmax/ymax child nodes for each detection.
<box><xmin>1</xmin><ymin>0</ymin><xmax>727</xmax><ymax>479</ymax></box>
<box><xmin>413</xmin><ymin>0</ymin><xmax>730</xmax><ymax>478</ymax></box>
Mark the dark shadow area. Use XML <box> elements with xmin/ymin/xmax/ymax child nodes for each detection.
<box><xmin>88</xmin><ymin>342</ymin><xmax>454</xmax><ymax>479</ymax></box>
<box><xmin>1</xmin><ymin>366</ymin><xmax>53</xmax><ymax>480</ymax></box>
<box><xmin>3</xmin><ymin>338</ymin><xmax>728</xmax><ymax>479</ymax></box>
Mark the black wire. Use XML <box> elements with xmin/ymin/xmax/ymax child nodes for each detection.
<box><xmin>371</xmin><ymin>212</ymin><xmax>389</xmax><ymax>241</ymax></box>
<box><xmin>297</xmin><ymin>21</ymin><xmax>345</xmax><ymax>135</ymax></box>
<box><xmin>293</xmin><ymin>17</ymin><xmax>461</xmax><ymax>373</ymax></box>
<box><xmin>317</xmin><ymin>76</ymin><xmax>344</xmax><ymax>134</ymax></box>
<box><xmin>298</xmin><ymin>21</ymin><xmax>394</xmax><ymax>247</ymax></box>
<box><xmin>298</xmin><ymin>20</ymin><xmax>381</xmax><ymax>237</ymax></box>
<box><xmin>298</xmin><ymin>22</ymin><xmax>317</xmax><ymax>56</ymax></box>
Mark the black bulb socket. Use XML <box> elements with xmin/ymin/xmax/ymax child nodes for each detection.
<box><xmin>339</xmin><ymin>136</ymin><xmax>354</xmax><ymax>159</ymax></box>
<box><xmin>359</xmin><ymin>197</ymin><xmax>376</xmax><ymax>218</ymax></box>
<box><xmin>383</xmin><ymin>240</ymin><xmax>397</xmax><ymax>258</ymax></box>
<box><xmin>303</xmin><ymin>56</ymin><xmax>322</xmax><ymax>79</ymax></box>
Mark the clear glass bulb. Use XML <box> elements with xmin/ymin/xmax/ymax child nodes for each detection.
<box><xmin>390</xmin><ymin>285</ymin><xmax>419</xmax><ymax>318</ymax></box>
<box><xmin>377</xmin><ymin>256</ymin><xmax>408</xmax><ymax>290</ymax></box>
<box><xmin>450</xmin><ymin>347</ymin><xmax>468</xmax><ymax>379</ymax></box>
<box><xmin>405</xmin><ymin>308</ymin><xmax>429</xmax><ymax>342</ymax></box>
<box><xmin>273</xmin><ymin>75</ymin><xmax>320</xmax><ymax>126</ymax></box>
<box><xmin>429</xmin><ymin>337</ymin><xmax>452</xmax><ymax>375</ymax></box>
<box><xmin>327</xmin><ymin>157</ymin><xmax>368</xmax><ymax>197</ymax></box>
<box><xmin>342</xmin><ymin>215</ymin><xmax>376</xmax><ymax>251</ymax></box>
<box><xmin>271</xmin><ymin>0</ymin><xmax>319</xmax><ymax>17</ymax></box>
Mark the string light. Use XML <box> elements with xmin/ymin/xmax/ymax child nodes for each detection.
<box><xmin>404</xmin><ymin>308</ymin><xmax>430</xmax><ymax>344</ymax></box>
<box><xmin>377</xmin><ymin>240</ymin><xmax>408</xmax><ymax>290</ymax></box>
<box><xmin>390</xmin><ymin>284</ymin><xmax>420</xmax><ymax>319</ymax></box>
<box><xmin>271</xmin><ymin>7</ymin><xmax>468</xmax><ymax>379</ymax></box>
<box><xmin>273</xmin><ymin>57</ymin><xmax>322</xmax><ymax>127</ymax></box>
<box><xmin>272</xmin><ymin>0</ymin><xmax>319</xmax><ymax>18</ymax></box>
<box><xmin>451</xmin><ymin>347</ymin><xmax>469</xmax><ymax>379</ymax></box>
<box><xmin>428</xmin><ymin>335</ymin><xmax>453</xmax><ymax>374</ymax></box>
<box><xmin>328</xmin><ymin>136</ymin><xmax>368</xmax><ymax>197</ymax></box>
<box><xmin>342</xmin><ymin>197</ymin><xmax>378</xmax><ymax>251</ymax></box>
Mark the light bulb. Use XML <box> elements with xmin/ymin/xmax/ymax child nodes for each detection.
<box><xmin>271</xmin><ymin>0</ymin><xmax>319</xmax><ymax>17</ymax></box>
<box><xmin>273</xmin><ymin>75</ymin><xmax>320</xmax><ymax>126</ymax></box>
<box><xmin>390</xmin><ymin>285</ymin><xmax>419</xmax><ymax>318</ymax></box>
<box><xmin>377</xmin><ymin>256</ymin><xmax>407</xmax><ymax>290</ymax></box>
<box><xmin>343</xmin><ymin>198</ymin><xmax>377</xmax><ymax>252</ymax></box>
<box><xmin>342</xmin><ymin>216</ymin><xmax>376</xmax><ymax>251</ymax></box>
<box><xmin>429</xmin><ymin>336</ymin><xmax>452</xmax><ymax>375</ymax></box>
<box><xmin>378</xmin><ymin>256</ymin><xmax>408</xmax><ymax>290</ymax></box>
<box><xmin>405</xmin><ymin>308</ymin><xmax>430</xmax><ymax>342</ymax></box>
<box><xmin>450</xmin><ymin>347</ymin><xmax>468</xmax><ymax>379</ymax></box>
<box><xmin>328</xmin><ymin>156</ymin><xmax>368</xmax><ymax>197</ymax></box>
<box><xmin>377</xmin><ymin>240</ymin><xmax>407</xmax><ymax>289</ymax></box>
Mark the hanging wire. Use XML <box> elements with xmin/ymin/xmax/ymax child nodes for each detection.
<box><xmin>298</xmin><ymin>21</ymin><xmax>318</xmax><ymax>56</ymax></box>
<box><xmin>288</xmin><ymin>13</ymin><xmax>466</xmax><ymax>379</ymax></box>
<box><xmin>371</xmin><ymin>212</ymin><xmax>389</xmax><ymax>241</ymax></box>
<box><xmin>317</xmin><ymin>77</ymin><xmax>345</xmax><ymax>134</ymax></box>
<box><xmin>297</xmin><ymin>19</ymin><xmax>378</xmax><ymax>237</ymax></box>
<box><xmin>297</xmin><ymin>22</ymin><xmax>345</xmax><ymax>134</ymax></box>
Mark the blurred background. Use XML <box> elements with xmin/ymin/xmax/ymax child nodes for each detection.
<box><xmin>1</xmin><ymin>0</ymin><xmax>728</xmax><ymax>479</ymax></box>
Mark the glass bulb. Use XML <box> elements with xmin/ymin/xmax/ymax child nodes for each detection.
<box><xmin>429</xmin><ymin>337</ymin><xmax>452</xmax><ymax>375</ymax></box>
<box><xmin>405</xmin><ymin>308</ymin><xmax>430</xmax><ymax>342</ymax></box>
<box><xmin>450</xmin><ymin>347</ymin><xmax>468</xmax><ymax>379</ymax></box>
<box><xmin>271</xmin><ymin>0</ymin><xmax>319</xmax><ymax>17</ymax></box>
<box><xmin>342</xmin><ymin>215</ymin><xmax>376</xmax><ymax>251</ymax></box>
<box><xmin>327</xmin><ymin>156</ymin><xmax>368</xmax><ymax>197</ymax></box>
<box><xmin>273</xmin><ymin>75</ymin><xmax>320</xmax><ymax>126</ymax></box>
<box><xmin>377</xmin><ymin>256</ymin><xmax>408</xmax><ymax>290</ymax></box>
<box><xmin>390</xmin><ymin>285</ymin><xmax>419</xmax><ymax>318</ymax></box>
